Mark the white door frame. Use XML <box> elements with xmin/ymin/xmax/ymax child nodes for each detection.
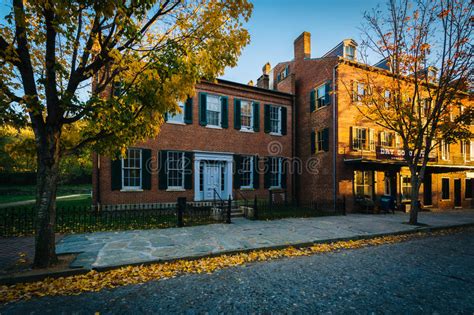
<box><xmin>194</xmin><ymin>151</ymin><xmax>233</xmax><ymax>201</ymax></box>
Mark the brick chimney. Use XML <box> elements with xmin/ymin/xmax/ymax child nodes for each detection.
<box><xmin>257</xmin><ymin>62</ymin><xmax>271</xmax><ymax>89</ymax></box>
<box><xmin>294</xmin><ymin>32</ymin><xmax>311</xmax><ymax>61</ymax></box>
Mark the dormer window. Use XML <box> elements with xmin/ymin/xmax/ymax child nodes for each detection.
<box><xmin>344</xmin><ymin>45</ymin><xmax>356</xmax><ymax>61</ymax></box>
<box><xmin>277</xmin><ymin>65</ymin><xmax>290</xmax><ymax>82</ymax></box>
<box><xmin>427</xmin><ymin>68</ymin><xmax>438</xmax><ymax>83</ymax></box>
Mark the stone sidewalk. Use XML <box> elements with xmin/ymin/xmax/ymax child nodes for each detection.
<box><xmin>55</xmin><ymin>210</ymin><xmax>474</xmax><ymax>270</ymax></box>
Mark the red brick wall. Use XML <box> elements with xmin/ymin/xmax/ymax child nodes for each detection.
<box><xmin>93</xmin><ymin>80</ymin><xmax>294</xmax><ymax>205</ymax></box>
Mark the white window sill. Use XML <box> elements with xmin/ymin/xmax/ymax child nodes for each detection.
<box><xmin>166</xmin><ymin>187</ymin><xmax>186</xmax><ymax>192</ymax></box>
<box><xmin>270</xmin><ymin>132</ymin><xmax>282</xmax><ymax>137</ymax></box>
<box><xmin>315</xmin><ymin>105</ymin><xmax>328</xmax><ymax>112</ymax></box>
<box><xmin>206</xmin><ymin>125</ymin><xmax>222</xmax><ymax>129</ymax></box>
<box><xmin>167</xmin><ymin>121</ymin><xmax>186</xmax><ymax>125</ymax></box>
<box><xmin>240</xmin><ymin>187</ymin><xmax>254</xmax><ymax>191</ymax></box>
<box><xmin>240</xmin><ymin>128</ymin><xmax>254</xmax><ymax>133</ymax></box>
<box><xmin>120</xmin><ymin>188</ymin><xmax>143</xmax><ymax>192</ymax></box>
<box><xmin>269</xmin><ymin>186</ymin><xmax>282</xmax><ymax>190</ymax></box>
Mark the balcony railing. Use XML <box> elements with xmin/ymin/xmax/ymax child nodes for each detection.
<box><xmin>343</xmin><ymin>145</ymin><xmax>474</xmax><ymax>166</ymax></box>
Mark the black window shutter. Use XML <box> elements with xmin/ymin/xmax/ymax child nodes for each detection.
<box><xmin>142</xmin><ymin>149</ymin><xmax>152</xmax><ymax>190</ymax></box>
<box><xmin>325</xmin><ymin>81</ymin><xmax>332</xmax><ymax>106</ymax></box>
<box><xmin>158</xmin><ymin>150</ymin><xmax>168</xmax><ymax>190</ymax></box>
<box><xmin>311</xmin><ymin>130</ymin><xmax>316</xmax><ymax>154</ymax></box>
<box><xmin>234</xmin><ymin>99</ymin><xmax>241</xmax><ymax>130</ymax></box>
<box><xmin>221</xmin><ymin>96</ymin><xmax>228</xmax><ymax>128</ymax></box>
<box><xmin>253</xmin><ymin>102</ymin><xmax>260</xmax><ymax>132</ymax></box>
<box><xmin>264</xmin><ymin>157</ymin><xmax>271</xmax><ymax>188</ymax></box>
<box><xmin>322</xmin><ymin>128</ymin><xmax>330</xmax><ymax>152</ymax></box>
<box><xmin>281</xmin><ymin>158</ymin><xmax>287</xmax><ymax>189</ymax></box>
<box><xmin>281</xmin><ymin>107</ymin><xmax>287</xmax><ymax>135</ymax></box>
<box><xmin>199</xmin><ymin>92</ymin><xmax>207</xmax><ymax>126</ymax></box>
<box><xmin>184</xmin><ymin>97</ymin><xmax>193</xmax><ymax>124</ymax></box>
<box><xmin>184</xmin><ymin>151</ymin><xmax>193</xmax><ymax>189</ymax></box>
<box><xmin>253</xmin><ymin>155</ymin><xmax>259</xmax><ymax>189</ymax></box>
<box><xmin>264</xmin><ymin>104</ymin><xmax>271</xmax><ymax>133</ymax></box>
<box><xmin>233</xmin><ymin>154</ymin><xmax>243</xmax><ymax>189</ymax></box>
<box><xmin>111</xmin><ymin>158</ymin><xmax>122</xmax><ymax>190</ymax></box>
<box><xmin>310</xmin><ymin>90</ymin><xmax>316</xmax><ymax>112</ymax></box>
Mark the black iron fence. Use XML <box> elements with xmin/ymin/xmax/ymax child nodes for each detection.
<box><xmin>251</xmin><ymin>197</ymin><xmax>346</xmax><ymax>220</ymax></box>
<box><xmin>0</xmin><ymin>199</ymin><xmax>229</xmax><ymax>237</ymax></box>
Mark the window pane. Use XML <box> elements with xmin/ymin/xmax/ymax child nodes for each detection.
<box><xmin>122</xmin><ymin>148</ymin><xmax>141</xmax><ymax>188</ymax></box>
<box><xmin>465</xmin><ymin>179</ymin><xmax>472</xmax><ymax>199</ymax></box>
<box><xmin>167</xmin><ymin>151</ymin><xmax>184</xmax><ymax>188</ymax></box>
<box><xmin>241</xmin><ymin>156</ymin><xmax>252</xmax><ymax>187</ymax></box>
<box><xmin>207</xmin><ymin>95</ymin><xmax>221</xmax><ymax>126</ymax></box>
<box><xmin>168</xmin><ymin>102</ymin><xmax>185</xmax><ymax>123</ymax></box>
<box><xmin>241</xmin><ymin>101</ymin><xmax>253</xmax><ymax>129</ymax></box>
<box><xmin>270</xmin><ymin>106</ymin><xmax>281</xmax><ymax>133</ymax></box>
<box><xmin>442</xmin><ymin>178</ymin><xmax>450</xmax><ymax>199</ymax></box>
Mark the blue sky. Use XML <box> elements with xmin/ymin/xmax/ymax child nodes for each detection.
<box><xmin>0</xmin><ymin>0</ymin><xmax>385</xmax><ymax>84</ymax></box>
<box><xmin>222</xmin><ymin>0</ymin><xmax>384</xmax><ymax>83</ymax></box>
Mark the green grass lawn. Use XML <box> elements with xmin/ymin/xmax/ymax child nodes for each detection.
<box><xmin>0</xmin><ymin>184</ymin><xmax>91</xmax><ymax>204</ymax></box>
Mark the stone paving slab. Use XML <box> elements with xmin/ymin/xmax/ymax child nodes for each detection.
<box><xmin>56</xmin><ymin>210</ymin><xmax>474</xmax><ymax>270</ymax></box>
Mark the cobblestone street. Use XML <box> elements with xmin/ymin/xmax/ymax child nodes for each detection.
<box><xmin>2</xmin><ymin>228</ymin><xmax>473</xmax><ymax>314</ymax></box>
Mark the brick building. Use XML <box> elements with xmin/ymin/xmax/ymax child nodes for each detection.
<box><xmin>261</xmin><ymin>31</ymin><xmax>474</xmax><ymax>212</ymax></box>
<box><xmin>93</xmin><ymin>31</ymin><xmax>473</xmax><ymax>212</ymax></box>
<box><xmin>92</xmin><ymin>79</ymin><xmax>294</xmax><ymax>208</ymax></box>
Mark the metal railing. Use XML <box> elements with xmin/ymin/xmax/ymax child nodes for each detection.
<box><xmin>235</xmin><ymin>189</ymin><xmax>249</xmax><ymax>208</ymax></box>
<box><xmin>212</xmin><ymin>187</ymin><xmax>225</xmax><ymax>210</ymax></box>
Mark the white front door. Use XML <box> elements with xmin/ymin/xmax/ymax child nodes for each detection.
<box><xmin>203</xmin><ymin>163</ymin><xmax>222</xmax><ymax>200</ymax></box>
<box><xmin>193</xmin><ymin>152</ymin><xmax>233</xmax><ymax>202</ymax></box>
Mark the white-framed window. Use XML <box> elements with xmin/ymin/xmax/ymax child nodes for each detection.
<box><xmin>401</xmin><ymin>176</ymin><xmax>412</xmax><ymax>201</ymax></box>
<box><xmin>384</xmin><ymin>90</ymin><xmax>391</xmax><ymax>108</ymax></box>
<box><xmin>354</xmin><ymin>171</ymin><xmax>373</xmax><ymax>198</ymax></box>
<box><xmin>461</xmin><ymin>140</ymin><xmax>467</xmax><ymax>161</ymax></box>
<box><xmin>270</xmin><ymin>105</ymin><xmax>282</xmax><ymax>134</ymax></box>
<box><xmin>344</xmin><ymin>45</ymin><xmax>356</xmax><ymax>61</ymax></box>
<box><xmin>420</xmin><ymin>99</ymin><xmax>431</xmax><ymax>118</ymax></box>
<box><xmin>470</xmin><ymin>141</ymin><xmax>474</xmax><ymax>161</ymax></box>
<box><xmin>441</xmin><ymin>140</ymin><xmax>450</xmax><ymax>160</ymax></box>
<box><xmin>353</xmin><ymin>127</ymin><xmax>367</xmax><ymax>150</ymax></box>
<box><xmin>122</xmin><ymin>148</ymin><xmax>142</xmax><ymax>189</ymax></box>
<box><xmin>241</xmin><ymin>100</ymin><xmax>253</xmax><ymax>131</ymax></box>
<box><xmin>316</xmin><ymin>130</ymin><xmax>324</xmax><ymax>153</ymax></box>
<box><xmin>240</xmin><ymin>156</ymin><xmax>253</xmax><ymax>188</ymax></box>
<box><xmin>206</xmin><ymin>94</ymin><xmax>221</xmax><ymax>127</ymax></box>
<box><xmin>270</xmin><ymin>157</ymin><xmax>282</xmax><ymax>188</ymax></box>
<box><xmin>380</xmin><ymin>131</ymin><xmax>395</xmax><ymax>147</ymax></box>
<box><xmin>395</xmin><ymin>134</ymin><xmax>401</xmax><ymax>148</ymax></box>
<box><xmin>352</xmin><ymin>127</ymin><xmax>375</xmax><ymax>151</ymax></box>
<box><xmin>316</xmin><ymin>84</ymin><xmax>328</xmax><ymax>109</ymax></box>
<box><xmin>353</xmin><ymin>82</ymin><xmax>366</xmax><ymax>102</ymax></box>
<box><xmin>167</xmin><ymin>101</ymin><xmax>185</xmax><ymax>123</ymax></box>
<box><xmin>167</xmin><ymin>151</ymin><xmax>185</xmax><ymax>189</ymax></box>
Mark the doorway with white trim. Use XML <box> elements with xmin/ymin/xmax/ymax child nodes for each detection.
<box><xmin>194</xmin><ymin>152</ymin><xmax>233</xmax><ymax>201</ymax></box>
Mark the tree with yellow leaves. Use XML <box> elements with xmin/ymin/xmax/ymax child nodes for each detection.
<box><xmin>351</xmin><ymin>0</ymin><xmax>472</xmax><ymax>224</ymax></box>
<box><xmin>0</xmin><ymin>0</ymin><xmax>252</xmax><ymax>267</ymax></box>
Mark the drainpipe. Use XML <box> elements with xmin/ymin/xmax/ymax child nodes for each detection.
<box><xmin>332</xmin><ymin>64</ymin><xmax>338</xmax><ymax>211</ymax></box>
<box><xmin>292</xmin><ymin>91</ymin><xmax>297</xmax><ymax>205</ymax></box>
<box><xmin>96</xmin><ymin>153</ymin><xmax>101</xmax><ymax>211</ymax></box>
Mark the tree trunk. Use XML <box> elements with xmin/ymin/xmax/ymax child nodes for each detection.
<box><xmin>33</xmin><ymin>127</ymin><xmax>61</xmax><ymax>268</ymax></box>
<box><xmin>408</xmin><ymin>172</ymin><xmax>420</xmax><ymax>225</ymax></box>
